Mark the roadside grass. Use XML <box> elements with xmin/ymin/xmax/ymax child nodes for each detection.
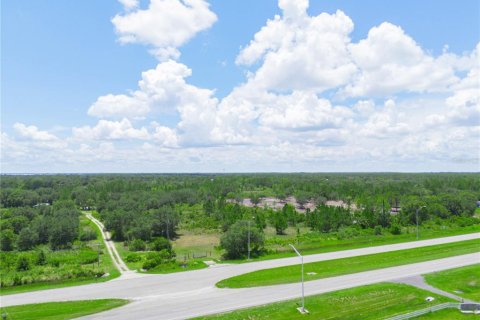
<box><xmin>0</xmin><ymin>299</ymin><xmax>128</xmax><ymax>320</ymax></box>
<box><xmin>0</xmin><ymin>216</ymin><xmax>120</xmax><ymax>296</ymax></box>
<box><xmin>224</xmin><ymin>224</ymin><xmax>480</xmax><ymax>263</ymax></box>
<box><xmin>424</xmin><ymin>264</ymin><xmax>480</xmax><ymax>302</ymax></box>
<box><xmin>413</xmin><ymin>308</ymin><xmax>477</xmax><ymax>319</ymax></box>
<box><xmin>217</xmin><ymin>239</ymin><xmax>480</xmax><ymax>288</ymax></box>
<box><xmin>194</xmin><ymin>283</ymin><xmax>453</xmax><ymax>320</ymax></box>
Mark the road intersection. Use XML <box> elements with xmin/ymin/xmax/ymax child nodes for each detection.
<box><xmin>2</xmin><ymin>233</ymin><xmax>479</xmax><ymax>319</ymax></box>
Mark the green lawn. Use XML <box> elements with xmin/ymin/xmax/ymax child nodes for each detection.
<box><xmin>424</xmin><ymin>264</ymin><xmax>480</xmax><ymax>302</ymax></box>
<box><xmin>195</xmin><ymin>283</ymin><xmax>453</xmax><ymax>320</ymax></box>
<box><xmin>217</xmin><ymin>239</ymin><xmax>480</xmax><ymax>288</ymax></box>
<box><xmin>0</xmin><ymin>216</ymin><xmax>120</xmax><ymax>296</ymax></box>
<box><xmin>413</xmin><ymin>308</ymin><xmax>477</xmax><ymax>319</ymax></box>
<box><xmin>0</xmin><ymin>299</ymin><xmax>128</xmax><ymax>320</ymax></box>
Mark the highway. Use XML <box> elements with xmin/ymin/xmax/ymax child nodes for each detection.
<box><xmin>1</xmin><ymin>233</ymin><xmax>479</xmax><ymax>319</ymax></box>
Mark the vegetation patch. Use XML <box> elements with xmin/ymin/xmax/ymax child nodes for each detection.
<box><xmin>217</xmin><ymin>239</ymin><xmax>480</xmax><ymax>288</ymax></box>
<box><xmin>194</xmin><ymin>283</ymin><xmax>453</xmax><ymax>320</ymax></box>
<box><xmin>424</xmin><ymin>264</ymin><xmax>480</xmax><ymax>302</ymax></box>
<box><xmin>0</xmin><ymin>299</ymin><xmax>128</xmax><ymax>320</ymax></box>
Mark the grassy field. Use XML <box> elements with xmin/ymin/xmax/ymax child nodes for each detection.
<box><xmin>217</xmin><ymin>239</ymin><xmax>480</xmax><ymax>288</ymax></box>
<box><xmin>0</xmin><ymin>216</ymin><xmax>120</xmax><ymax>296</ymax></box>
<box><xmin>195</xmin><ymin>283</ymin><xmax>453</xmax><ymax>320</ymax></box>
<box><xmin>424</xmin><ymin>264</ymin><xmax>480</xmax><ymax>302</ymax></box>
<box><xmin>0</xmin><ymin>299</ymin><xmax>128</xmax><ymax>320</ymax></box>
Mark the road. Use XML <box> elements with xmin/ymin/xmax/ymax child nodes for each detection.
<box><xmin>1</xmin><ymin>233</ymin><xmax>479</xmax><ymax>319</ymax></box>
<box><xmin>85</xmin><ymin>213</ymin><xmax>130</xmax><ymax>274</ymax></box>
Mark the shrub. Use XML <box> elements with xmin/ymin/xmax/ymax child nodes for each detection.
<box><xmin>390</xmin><ymin>224</ymin><xmax>402</xmax><ymax>235</ymax></box>
<box><xmin>36</xmin><ymin>250</ymin><xmax>47</xmax><ymax>265</ymax></box>
<box><xmin>374</xmin><ymin>225</ymin><xmax>383</xmax><ymax>235</ymax></box>
<box><xmin>129</xmin><ymin>239</ymin><xmax>146</xmax><ymax>251</ymax></box>
<box><xmin>16</xmin><ymin>255</ymin><xmax>30</xmax><ymax>271</ymax></box>
<box><xmin>337</xmin><ymin>226</ymin><xmax>360</xmax><ymax>240</ymax></box>
<box><xmin>80</xmin><ymin>229</ymin><xmax>97</xmax><ymax>241</ymax></box>
<box><xmin>125</xmin><ymin>253</ymin><xmax>141</xmax><ymax>262</ymax></box>
<box><xmin>149</xmin><ymin>237</ymin><xmax>172</xmax><ymax>252</ymax></box>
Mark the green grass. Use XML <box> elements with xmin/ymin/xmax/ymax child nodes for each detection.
<box><xmin>0</xmin><ymin>299</ymin><xmax>128</xmax><ymax>320</ymax></box>
<box><xmin>217</xmin><ymin>239</ymin><xmax>480</xmax><ymax>288</ymax></box>
<box><xmin>424</xmin><ymin>264</ymin><xmax>480</xmax><ymax>302</ymax></box>
<box><xmin>0</xmin><ymin>216</ymin><xmax>120</xmax><ymax>296</ymax></box>
<box><xmin>226</xmin><ymin>224</ymin><xmax>480</xmax><ymax>263</ymax></box>
<box><xmin>195</xmin><ymin>283</ymin><xmax>453</xmax><ymax>320</ymax></box>
<box><xmin>413</xmin><ymin>308</ymin><xmax>477</xmax><ymax>319</ymax></box>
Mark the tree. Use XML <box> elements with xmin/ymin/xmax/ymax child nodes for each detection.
<box><xmin>17</xmin><ymin>227</ymin><xmax>39</xmax><ymax>251</ymax></box>
<box><xmin>1</xmin><ymin>229</ymin><xmax>15</xmax><ymax>251</ymax></box>
<box><xmin>272</xmin><ymin>209</ymin><xmax>288</xmax><ymax>235</ymax></box>
<box><xmin>220</xmin><ymin>220</ymin><xmax>264</xmax><ymax>259</ymax></box>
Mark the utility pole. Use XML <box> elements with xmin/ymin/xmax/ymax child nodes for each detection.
<box><xmin>416</xmin><ymin>206</ymin><xmax>426</xmax><ymax>240</ymax></box>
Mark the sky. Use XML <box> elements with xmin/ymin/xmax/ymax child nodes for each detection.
<box><xmin>1</xmin><ymin>0</ymin><xmax>479</xmax><ymax>173</ymax></box>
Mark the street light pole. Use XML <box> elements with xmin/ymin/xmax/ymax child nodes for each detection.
<box><xmin>289</xmin><ymin>244</ymin><xmax>307</xmax><ymax>314</ymax></box>
<box><xmin>247</xmin><ymin>219</ymin><xmax>251</xmax><ymax>260</ymax></box>
<box><xmin>416</xmin><ymin>206</ymin><xmax>426</xmax><ymax>240</ymax></box>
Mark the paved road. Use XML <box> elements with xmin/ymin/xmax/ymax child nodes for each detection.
<box><xmin>2</xmin><ymin>233</ymin><xmax>479</xmax><ymax>319</ymax></box>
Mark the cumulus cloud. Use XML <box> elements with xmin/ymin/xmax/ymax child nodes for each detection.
<box><xmin>72</xmin><ymin>118</ymin><xmax>149</xmax><ymax>140</ymax></box>
<box><xmin>3</xmin><ymin>0</ymin><xmax>479</xmax><ymax>172</ymax></box>
<box><xmin>112</xmin><ymin>0</ymin><xmax>217</xmax><ymax>60</ymax></box>
<box><xmin>236</xmin><ymin>7</ymin><xmax>356</xmax><ymax>92</ymax></box>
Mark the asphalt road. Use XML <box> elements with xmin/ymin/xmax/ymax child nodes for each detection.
<box><xmin>1</xmin><ymin>233</ymin><xmax>479</xmax><ymax>319</ymax></box>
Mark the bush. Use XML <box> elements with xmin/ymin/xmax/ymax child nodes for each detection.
<box><xmin>129</xmin><ymin>239</ymin><xmax>146</xmax><ymax>251</ymax></box>
<box><xmin>149</xmin><ymin>237</ymin><xmax>172</xmax><ymax>252</ymax></box>
<box><xmin>374</xmin><ymin>225</ymin><xmax>382</xmax><ymax>235</ymax></box>
<box><xmin>337</xmin><ymin>226</ymin><xmax>360</xmax><ymax>240</ymax></box>
<box><xmin>36</xmin><ymin>250</ymin><xmax>47</xmax><ymax>265</ymax></box>
<box><xmin>80</xmin><ymin>229</ymin><xmax>97</xmax><ymax>241</ymax></box>
<box><xmin>390</xmin><ymin>224</ymin><xmax>402</xmax><ymax>235</ymax></box>
<box><xmin>16</xmin><ymin>255</ymin><xmax>30</xmax><ymax>271</ymax></box>
<box><xmin>125</xmin><ymin>253</ymin><xmax>141</xmax><ymax>262</ymax></box>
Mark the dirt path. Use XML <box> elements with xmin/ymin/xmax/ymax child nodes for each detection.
<box><xmin>85</xmin><ymin>212</ymin><xmax>130</xmax><ymax>274</ymax></box>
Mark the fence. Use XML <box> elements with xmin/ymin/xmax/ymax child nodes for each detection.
<box><xmin>183</xmin><ymin>251</ymin><xmax>213</xmax><ymax>260</ymax></box>
<box><xmin>385</xmin><ymin>303</ymin><xmax>460</xmax><ymax>320</ymax></box>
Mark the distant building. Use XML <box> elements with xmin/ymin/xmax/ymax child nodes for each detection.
<box><xmin>390</xmin><ymin>207</ymin><xmax>401</xmax><ymax>215</ymax></box>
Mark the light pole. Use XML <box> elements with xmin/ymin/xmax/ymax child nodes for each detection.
<box><xmin>247</xmin><ymin>219</ymin><xmax>251</xmax><ymax>260</ymax></box>
<box><xmin>416</xmin><ymin>206</ymin><xmax>426</xmax><ymax>240</ymax></box>
<box><xmin>289</xmin><ymin>244</ymin><xmax>308</xmax><ymax>314</ymax></box>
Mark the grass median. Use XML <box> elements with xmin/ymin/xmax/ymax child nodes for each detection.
<box><xmin>424</xmin><ymin>264</ymin><xmax>480</xmax><ymax>302</ymax></box>
<box><xmin>0</xmin><ymin>299</ymin><xmax>128</xmax><ymax>320</ymax></box>
<box><xmin>196</xmin><ymin>283</ymin><xmax>456</xmax><ymax>320</ymax></box>
<box><xmin>217</xmin><ymin>239</ymin><xmax>480</xmax><ymax>288</ymax></box>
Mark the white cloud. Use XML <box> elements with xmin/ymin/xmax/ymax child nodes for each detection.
<box><xmin>343</xmin><ymin>22</ymin><xmax>459</xmax><ymax>97</ymax></box>
<box><xmin>88</xmin><ymin>93</ymin><xmax>150</xmax><ymax>119</ymax></box>
<box><xmin>14</xmin><ymin>123</ymin><xmax>60</xmax><ymax>141</ymax></box>
<box><xmin>112</xmin><ymin>0</ymin><xmax>217</xmax><ymax>60</ymax></box>
<box><xmin>152</xmin><ymin>124</ymin><xmax>178</xmax><ymax>147</ymax></box>
<box><xmin>72</xmin><ymin>118</ymin><xmax>149</xmax><ymax>140</ymax></box>
<box><xmin>236</xmin><ymin>8</ymin><xmax>356</xmax><ymax>92</ymax></box>
<box><xmin>119</xmin><ymin>0</ymin><xmax>138</xmax><ymax>10</ymax></box>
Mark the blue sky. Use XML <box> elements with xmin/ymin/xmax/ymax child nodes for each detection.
<box><xmin>1</xmin><ymin>0</ymin><xmax>479</xmax><ymax>173</ymax></box>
